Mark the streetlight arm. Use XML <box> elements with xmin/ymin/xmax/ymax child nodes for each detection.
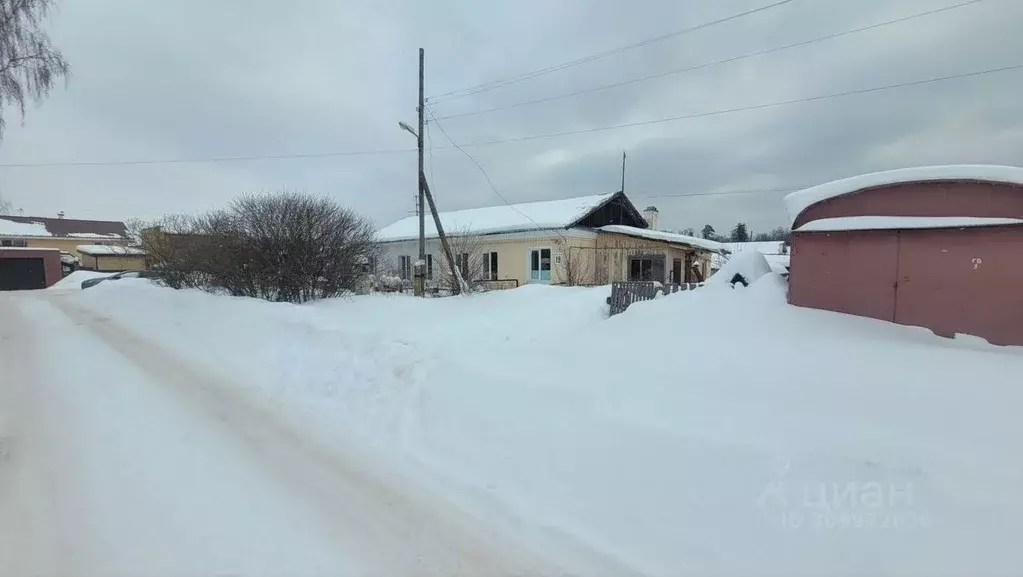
<box><xmin>398</xmin><ymin>121</ymin><xmax>418</xmax><ymax>138</ymax></box>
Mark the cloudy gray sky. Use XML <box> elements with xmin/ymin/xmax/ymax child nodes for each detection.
<box><xmin>1</xmin><ymin>0</ymin><xmax>1021</xmax><ymax>234</ymax></box>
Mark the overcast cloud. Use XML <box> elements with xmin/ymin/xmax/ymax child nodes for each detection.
<box><xmin>1</xmin><ymin>0</ymin><xmax>1021</xmax><ymax>234</ymax></box>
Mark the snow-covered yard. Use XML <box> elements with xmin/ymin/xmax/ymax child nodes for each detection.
<box><xmin>3</xmin><ymin>277</ymin><xmax>1023</xmax><ymax>575</ymax></box>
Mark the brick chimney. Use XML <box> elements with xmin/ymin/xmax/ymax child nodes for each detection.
<box><xmin>642</xmin><ymin>205</ymin><xmax>659</xmax><ymax>230</ymax></box>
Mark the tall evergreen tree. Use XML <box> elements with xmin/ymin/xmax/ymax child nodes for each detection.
<box><xmin>730</xmin><ymin>222</ymin><xmax>750</xmax><ymax>242</ymax></box>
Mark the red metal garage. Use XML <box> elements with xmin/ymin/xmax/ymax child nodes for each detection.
<box><xmin>786</xmin><ymin>165</ymin><xmax>1023</xmax><ymax>346</ymax></box>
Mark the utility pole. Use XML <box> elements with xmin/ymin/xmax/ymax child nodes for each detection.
<box><xmin>397</xmin><ymin>48</ymin><xmax>467</xmax><ymax>295</ymax></box>
<box><xmin>414</xmin><ymin>48</ymin><xmax>427</xmax><ymax>297</ymax></box>
<box><xmin>421</xmin><ymin>172</ymin><xmax>467</xmax><ymax>294</ymax></box>
<box><xmin>621</xmin><ymin>151</ymin><xmax>627</xmax><ymax>194</ymax></box>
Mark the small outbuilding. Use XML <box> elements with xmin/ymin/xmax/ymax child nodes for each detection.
<box><xmin>77</xmin><ymin>244</ymin><xmax>147</xmax><ymax>272</ymax></box>
<box><xmin>786</xmin><ymin>165</ymin><xmax>1023</xmax><ymax>346</ymax></box>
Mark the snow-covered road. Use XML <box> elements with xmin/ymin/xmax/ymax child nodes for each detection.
<box><xmin>0</xmin><ymin>291</ymin><xmax>626</xmax><ymax>576</ymax></box>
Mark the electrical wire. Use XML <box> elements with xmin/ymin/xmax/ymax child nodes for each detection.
<box><xmin>0</xmin><ymin>147</ymin><xmax>414</xmax><ymax>169</ymax></box>
<box><xmin>426</xmin><ymin>106</ymin><xmax>568</xmax><ymax>240</ymax></box>
<box><xmin>433</xmin><ymin>0</ymin><xmax>985</xmax><ymax>121</ymax></box>
<box><xmin>634</xmin><ymin>186</ymin><xmax>804</xmax><ymax>199</ymax></box>
<box><xmin>427</xmin><ymin>0</ymin><xmax>796</xmax><ymax>102</ymax></box>
<box><xmin>450</xmin><ymin>63</ymin><xmax>1023</xmax><ymax>149</ymax></box>
<box><xmin>3</xmin><ymin>60</ymin><xmax>1017</xmax><ymax>169</ymax></box>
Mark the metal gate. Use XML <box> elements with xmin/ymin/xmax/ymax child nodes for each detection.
<box><xmin>895</xmin><ymin>227</ymin><xmax>1023</xmax><ymax>345</ymax></box>
<box><xmin>789</xmin><ymin>231</ymin><xmax>899</xmax><ymax>322</ymax></box>
<box><xmin>791</xmin><ymin>226</ymin><xmax>1023</xmax><ymax>345</ymax></box>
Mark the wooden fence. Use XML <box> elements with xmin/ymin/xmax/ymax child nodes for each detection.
<box><xmin>607</xmin><ymin>281</ymin><xmax>705</xmax><ymax>316</ymax></box>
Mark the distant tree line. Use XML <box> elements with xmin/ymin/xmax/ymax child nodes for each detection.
<box><xmin>138</xmin><ymin>191</ymin><xmax>379</xmax><ymax>303</ymax></box>
<box><xmin>686</xmin><ymin>223</ymin><xmax>791</xmax><ymax>243</ymax></box>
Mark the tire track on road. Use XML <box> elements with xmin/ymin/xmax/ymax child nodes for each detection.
<box><xmin>48</xmin><ymin>295</ymin><xmax>639</xmax><ymax>576</ymax></box>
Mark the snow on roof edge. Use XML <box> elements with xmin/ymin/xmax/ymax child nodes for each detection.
<box><xmin>376</xmin><ymin>192</ymin><xmax>621</xmax><ymax>242</ymax></box>
<box><xmin>784</xmin><ymin>165</ymin><xmax>1023</xmax><ymax>225</ymax></box>
<box><xmin>795</xmin><ymin>216</ymin><xmax>1023</xmax><ymax>233</ymax></box>
<box><xmin>76</xmin><ymin>244</ymin><xmax>147</xmax><ymax>256</ymax></box>
<box><xmin>599</xmin><ymin>225</ymin><xmax>726</xmax><ymax>252</ymax></box>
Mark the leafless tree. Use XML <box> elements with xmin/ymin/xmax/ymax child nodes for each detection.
<box><xmin>0</xmin><ymin>0</ymin><xmax>70</xmax><ymax>140</ymax></box>
<box><xmin>552</xmin><ymin>236</ymin><xmax>595</xmax><ymax>286</ymax></box>
<box><xmin>439</xmin><ymin>229</ymin><xmax>485</xmax><ymax>292</ymax></box>
<box><xmin>143</xmin><ymin>192</ymin><xmax>379</xmax><ymax>303</ymax></box>
<box><xmin>0</xmin><ymin>192</ymin><xmax>11</xmax><ymax>215</ymax></box>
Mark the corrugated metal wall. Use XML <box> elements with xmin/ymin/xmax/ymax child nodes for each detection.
<box><xmin>790</xmin><ymin>226</ymin><xmax>1023</xmax><ymax>345</ymax></box>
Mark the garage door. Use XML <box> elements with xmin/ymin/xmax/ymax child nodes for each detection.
<box><xmin>0</xmin><ymin>257</ymin><xmax>47</xmax><ymax>290</ymax></box>
<box><xmin>790</xmin><ymin>230</ymin><xmax>899</xmax><ymax>321</ymax></box>
<box><xmin>895</xmin><ymin>227</ymin><xmax>1023</xmax><ymax>345</ymax></box>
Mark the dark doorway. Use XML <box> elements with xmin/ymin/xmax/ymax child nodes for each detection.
<box><xmin>672</xmin><ymin>258</ymin><xmax>682</xmax><ymax>284</ymax></box>
<box><xmin>0</xmin><ymin>258</ymin><xmax>47</xmax><ymax>290</ymax></box>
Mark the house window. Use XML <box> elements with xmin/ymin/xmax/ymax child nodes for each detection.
<box><xmin>399</xmin><ymin>255</ymin><xmax>411</xmax><ymax>280</ymax></box>
<box><xmin>1</xmin><ymin>239</ymin><xmax>28</xmax><ymax>247</ymax></box>
<box><xmin>529</xmin><ymin>248</ymin><xmax>551</xmax><ymax>281</ymax></box>
<box><xmin>629</xmin><ymin>255</ymin><xmax>665</xmax><ymax>282</ymax></box>
<box><xmin>455</xmin><ymin>253</ymin><xmax>470</xmax><ymax>278</ymax></box>
<box><xmin>426</xmin><ymin>254</ymin><xmax>433</xmax><ymax>279</ymax></box>
<box><xmin>630</xmin><ymin>258</ymin><xmax>653</xmax><ymax>281</ymax></box>
<box><xmin>482</xmin><ymin>252</ymin><xmax>498</xmax><ymax>280</ymax></box>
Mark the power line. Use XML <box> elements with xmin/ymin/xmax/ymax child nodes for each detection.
<box><xmin>0</xmin><ymin>147</ymin><xmax>414</xmax><ymax>169</ymax></box>
<box><xmin>5</xmin><ymin>61</ymin><xmax>1018</xmax><ymax>170</ymax></box>
<box><xmin>434</xmin><ymin>0</ymin><xmax>985</xmax><ymax>121</ymax></box>
<box><xmin>634</xmin><ymin>186</ymin><xmax>804</xmax><ymax>199</ymax></box>
<box><xmin>451</xmin><ymin>63</ymin><xmax>1023</xmax><ymax>149</ymax></box>
<box><xmin>427</xmin><ymin>0</ymin><xmax>796</xmax><ymax>102</ymax></box>
<box><xmin>426</xmin><ymin>106</ymin><xmax>565</xmax><ymax>239</ymax></box>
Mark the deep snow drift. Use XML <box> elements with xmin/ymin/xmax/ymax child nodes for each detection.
<box><xmin>54</xmin><ymin>279</ymin><xmax>1023</xmax><ymax>575</ymax></box>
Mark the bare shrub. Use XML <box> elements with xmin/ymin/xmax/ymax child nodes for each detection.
<box><xmin>439</xmin><ymin>229</ymin><xmax>485</xmax><ymax>292</ymax></box>
<box><xmin>143</xmin><ymin>192</ymin><xmax>379</xmax><ymax>303</ymax></box>
<box><xmin>553</xmin><ymin>237</ymin><xmax>595</xmax><ymax>285</ymax></box>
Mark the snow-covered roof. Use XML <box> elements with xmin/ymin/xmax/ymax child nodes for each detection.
<box><xmin>76</xmin><ymin>245</ymin><xmax>147</xmax><ymax>256</ymax></box>
<box><xmin>0</xmin><ymin>219</ymin><xmax>50</xmax><ymax>237</ymax></box>
<box><xmin>598</xmin><ymin>225</ymin><xmax>725</xmax><ymax>252</ymax></box>
<box><xmin>712</xmin><ymin>241</ymin><xmax>788</xmax><ymax>270</ymax></box>
<box><xmin>795</xmin><ymin>216</ymin><xmax>1023</xmax><ymax>233</ymax></box>
<box><xmin>784</xmin><ymin>165</ymin><xmax>1023</xmax><ymax>224</ymax></box>
<box><xmin>67</xmin><ymin>232</ymin><xmax>124</xmax><ymax>239</ymax></box>
<box><xmin>377</xmin><ymin>193</ymin><xmax>619</xmax><ymax>242</ymax></box>
<box><xmin>764</xmin><ymin>254</ymin><xmax>790</xmax><ymax>274</ymax></box>
<box><xmin>0</xmin><ymin>215</ymin><xmax>128</xmax><ymax>238</ymax></box>
<box><xmin>722</xmin><ymin>241</ymin><xmax>786</xmax><ymax>255</ymax></box>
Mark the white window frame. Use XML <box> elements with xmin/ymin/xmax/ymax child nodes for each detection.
<box><xmin>482</xmin><ymin>251</ymin><xmax>498</xmax><ymax>281</ymax></box>
<box><xmin>527</xmin><ymin>246</ymin><xmax>553</xmax><ymax>283</ymax></box>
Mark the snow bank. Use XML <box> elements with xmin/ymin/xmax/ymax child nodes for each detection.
<box><xmin>796</xmin><ymin>215</ymin><xmax>1023</xmax><ymax>232</ymax></box>
<box><xmin>784</xmin><ymin>164</ymin><xmax>1023</xmax><ymax>224</ymax></box>
<box><xmin>67</xmin><ymin>281</ymin><xmax>1023</xmax><ymax>576</ymax></box>
<box><xmin>0</xmin><ymin>218</ymin><xmax>49</xmax><ymax>237</ymax></box>
<box><xmin>713</xmin><ymin>241</ymin><xmax>789</xmax><ymax>273</ymax></box>
<box><xmin>707</xmin><ymin>249</ymin><xmax>773</xmax><ymax>286</ymax></box>
<box><xmin>47</xmin><ymin>270</ymin><xmax>111</xmax><ymax>291</ymax></box>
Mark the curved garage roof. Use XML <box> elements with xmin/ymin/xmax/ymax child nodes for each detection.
<box><xmin>784</xmin><ymin>165</ymin><xmax>1023</xmax><ymax>226</ymax></box>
